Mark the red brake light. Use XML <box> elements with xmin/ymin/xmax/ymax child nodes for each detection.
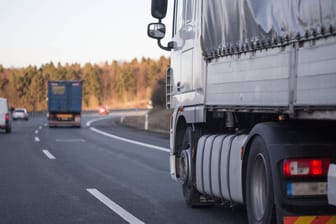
<box><xmin>311</xmin><ymin>160</ymin><xmax>322</xmax><ymax>175</ymax></box>
<box><xmin>283</xmin><ymin>158</ymin><xmax>331</xmax><ymax>177</ymax></box>
<box><xmin>5</xmin><ymin>113</ymin><xmax>9</xmax><ymax>121</ymax></box>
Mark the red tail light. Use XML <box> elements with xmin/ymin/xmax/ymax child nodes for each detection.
<box><xmin>5</xmin><ymin>113</ymin><xmax>9</xmax><ymax>122</ymax></box>
<box><xmin>283</xmin><ymin>158</ymin><xmax>331</xmax><ymax>177</ymax></box>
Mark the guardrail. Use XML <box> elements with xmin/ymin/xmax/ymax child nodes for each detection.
<box><xmin>29</xmin><ymin>111</ymin><xmax>47</xmax><ymax>117</ymax></box>
<box><xmin>27</xmin><ymin>108</ymin><xmax>148</xmax><ymax>117</ymax></box>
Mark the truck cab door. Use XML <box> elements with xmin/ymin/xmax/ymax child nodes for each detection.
<box><xmin>69</xmin><ymin>81</ymin><xmax>82</xmax><ymax>113</ymax></box>
<box><xmin>170</xmin><ymin>0</ymin><xmax>195</xmax><ymax>106</ymax></box>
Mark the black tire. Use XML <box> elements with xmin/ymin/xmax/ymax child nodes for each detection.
<box><xmin>182</xmin><ymin>182</ymin><xmax>202</xmax><ymax>208</ymax></box>
<box><xmin>179</xmin><ymin>126</ymin><xmax>201</xmax><ymax>207</ymax></box>
<box><xmin>246</xmin><ymin>136</ymin><xmax>276</xmax><ymax>224</ymax></box>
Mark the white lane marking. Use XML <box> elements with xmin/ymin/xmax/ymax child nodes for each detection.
<box><xmin>42</xmin><ymin>150</ymin><xmax>56</xmax><ymax>159</ymax></box>
<box><xmin>35</xmin><ymin>130</ymin><xmax>39</xmax><ymax>134</ymax></box>
<box><xmin>56</xmin><ymin>139</ymin><xmax>86</xmax><ymax>143</ymax></box>
<box><xmin>90</xmin><ymin>127</ymin><xmax>169</xmax><ymax>153</ymax></box>
<box><xmin>86</xmin><ymin>117</ymin><xmax>109</xmax><ymax>127</ymax></box>
<box><xmin>35</xmin><ymin>137</ymin><xmax>40</xmax><ymax>142</ymax></box>
<box><xmin>87</xmin><ymin>188</ymin><xmax>145</xmax><ymax>224</ymax></box>
<box><xmin>39</xmin><ymin>126</ymin><xmax>42</xmax><ymax>130</ymax></box>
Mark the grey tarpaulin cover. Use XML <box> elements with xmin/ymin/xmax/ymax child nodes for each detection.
<box><xmin>202</xmin><ymin>0</ymin><xmax>336</xmax><ymax>59</ymax></box>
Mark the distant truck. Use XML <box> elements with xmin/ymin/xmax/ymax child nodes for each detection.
<box><xmin>148</xmin><ymin>1</ymin><xmax>336</xmax><ymax>224</ymax></box>
<box><xmin>47</xmin><ymin>80</ymin><xmax>83</xmax><ymax>127</ymax></box>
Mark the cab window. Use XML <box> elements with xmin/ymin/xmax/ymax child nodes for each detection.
<box><xmin>173</xmin><ymin>0</ymin><xmax>194</xmax><ymax>36</ymax></box>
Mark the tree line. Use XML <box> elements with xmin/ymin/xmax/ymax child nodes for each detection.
<box><xmin>0</xmin><ymin>56</ymin><xmax>169</xmax><ymax>111</ymax></box>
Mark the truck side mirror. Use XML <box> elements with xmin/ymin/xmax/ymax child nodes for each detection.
<box><xmin>148</xmin><ymin>23</ymin><xmax>166</xmax><ymax>39</ymax></box>
<box><xmin>151</xmin><ymin>0</ymin><xmax>168</xmax><ymax>19</ymax></box>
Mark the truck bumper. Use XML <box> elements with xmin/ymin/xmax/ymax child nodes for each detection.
<box><xmin>283</xmin><ymin>215</ymin><xmax>336</xmax><ymax>224</ymax></box>
<box><xmin>170</xmin><ymin>154</ymin><xmax>178</xmax><ymax>181</ymax></box>
<box><xmin>48</xmin><ymin>120</ymin><xmax>81</xmax><ymax>127</ymax></box>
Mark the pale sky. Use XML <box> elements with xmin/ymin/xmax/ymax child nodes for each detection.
<box><xmin>0</xmin><ymin>0</ymin><xmax>173</xmax><ymax>68</ymax></box>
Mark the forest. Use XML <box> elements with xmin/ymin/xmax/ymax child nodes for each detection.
<box><xmin>0</xmin><ymin>56</ymin><xmax>169</xmax><ymax>111</ymax></box>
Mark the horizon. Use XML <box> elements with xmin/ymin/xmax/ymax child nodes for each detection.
<box><xmin>0</xmin><ymin>55</ymin><xmax>170</xmax><ymax>69</ymax></box>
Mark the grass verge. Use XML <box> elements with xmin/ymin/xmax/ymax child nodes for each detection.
<box><xmin>120</xmin><ymin>108</ymin><xmax>171</xmax><ymax>134</ymax></box>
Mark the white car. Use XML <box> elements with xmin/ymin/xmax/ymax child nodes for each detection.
<box><xmin>12</xmin><ymin>108</ymin><xmax>29</xmax><ymax>120</ymax></box>
<box><xmin>0</xmin><ymin>97</ymin><xmax>11</xmax><ymax>133</ymax></box>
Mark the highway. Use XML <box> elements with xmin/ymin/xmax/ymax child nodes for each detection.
<box><xmin>0</xmin><ymin>111</ymin><xmax>247</xmax><ymax>224</ymax></box>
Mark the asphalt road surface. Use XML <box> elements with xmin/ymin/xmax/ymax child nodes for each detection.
<box><xmin>0</xmin><ymin>111</ymin><xmax>247</xmax><ymax>224</ymax></box>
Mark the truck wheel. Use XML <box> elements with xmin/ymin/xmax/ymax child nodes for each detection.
<box><xmin>246</xmin><ymin>136</ymin><xmax>275</xmax><ymax>224</ymax></box>
<box><xmin>179</xmin><ymin>126</ymin><xmax>201</xmax><ymax>207</ymax></box>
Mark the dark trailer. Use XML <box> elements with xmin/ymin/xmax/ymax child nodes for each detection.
<box><xmin>47</xmin><ymin>80</ymin><xmax>83</xmax><ymax>128</ymax></box>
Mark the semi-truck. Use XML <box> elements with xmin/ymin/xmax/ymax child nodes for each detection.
<box><xmin>148</xmin><ymin>1</ymin><xmax>336</xmax><ymax>223</ymax></box>
<box><xmin>47</xmin><ymin>80</ymin><xmax>82</xmax><ymax>127</ymax></box>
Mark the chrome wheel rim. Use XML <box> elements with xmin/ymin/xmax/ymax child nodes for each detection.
<box><xmin>250</xmin><ymin>153</ymin><xmax>267</xmax><ymax>221</ymax></box>
<box><xmin>180</xmin><ymin>149</ymin><xmax>191</xmax><ymax>184</ymax></box>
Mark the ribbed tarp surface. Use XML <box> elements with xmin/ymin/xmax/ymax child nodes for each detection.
<box><xmin>202</xmin><ymin>0</ymin><xmax>336</xmax><ymax>59</ymax></box>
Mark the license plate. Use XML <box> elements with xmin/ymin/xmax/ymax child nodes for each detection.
<box><xmin>287</xmin><ymin>182</ymin><xmax>327</xmax><ymax>196</ymax></box>
<box><xmin>57</xmin><ymin>114</ymin><xmax>72</xmax><ymax>119</ymax></box>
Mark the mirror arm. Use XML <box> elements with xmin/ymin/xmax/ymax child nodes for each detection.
<box><xmin>158</xmin><ymin>39</ymin><xmax>173</xmax><ymax>51</ymax></box>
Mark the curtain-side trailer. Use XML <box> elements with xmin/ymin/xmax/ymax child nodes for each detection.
<box><xmin>148</xmin><ymin>0</ymin><xmax>336</xmax><ymax>223</ymax></box>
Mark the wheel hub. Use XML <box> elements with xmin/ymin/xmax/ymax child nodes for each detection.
<box><xmin>180</xmin><ymin>149</ymin><xmax>192</xmax><ymax>185</ymax></box>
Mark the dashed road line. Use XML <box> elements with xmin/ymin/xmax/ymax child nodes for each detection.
<box><xmin>42</xmin><ymin>150</ymin><xmax>56</xmax><ymax>159</ymax></box>
<box><xmin>56</xmin><ymin>139</ymin><xmax>86</xmax><ymax>143</ymax></box>
<box><xmin>34</xmin><ymin>137</ymin><xmax>40</xmax><ymax>142</ymax></box>
<box><xmin>87</xmin><ymin>188</ymin><xmax>145</xmax><ymax>224</ymax></box>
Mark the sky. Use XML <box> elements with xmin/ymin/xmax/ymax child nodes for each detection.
<box><xmin>0</xmin><ymin>0</ymin><xmax>173</xmax><ymax>68</ymax></box>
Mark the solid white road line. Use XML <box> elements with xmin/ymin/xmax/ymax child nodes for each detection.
<box><xmin>42</xmin><ymin>150</ymin><xmax>56</xmax><ymax>159</ymax></box>
<box><xmin>90</xmin><ymin>127</ymin><xmax>169</xmax><ymax>153</ymax></box>
<box><xmin>34</xmin><ymin>137</ymin><xmax>40</xmax><ymax>142</ymax></box>
<box><xmin>86</xmin><ymin>117</ymin><xmax>110</xmax><ymax>127</ymax></box>
<box><xmin>87</xmin><ymin>188</ymin><xmax>145</xmax><ymax>224</ymax></box>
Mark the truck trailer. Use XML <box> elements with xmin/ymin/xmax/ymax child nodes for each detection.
<box><xmin>47</xmin><ymin>80</ymin><xmax>82</xmax><ymax>128</ymax></box>
<box><xmin>148</xmin><ymin>0</ymin><xmax>336</xmax><ymax>223</ymax></box>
